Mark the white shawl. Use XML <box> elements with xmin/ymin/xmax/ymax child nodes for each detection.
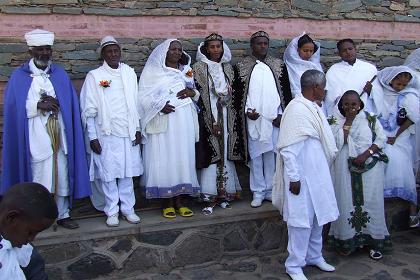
<box><xmin>284</xmin><ymin>32</ymin><xmax>323</xmax><ymax>98</ymax></box>
<box><xmin>246</xmin><ymin>61</ymin><xmax>281</xmax><ymax>143</ymax></box>
<box><xmin>371</xmin><ymin>66</ymin><xmax>419</xmax><ymax>134</ymax></box>
<box><xmin>0</xmin><ymin>238</ymin><xmax>33</xmax><ymax>280</ymax></box>
<box><xmin>138</xmin><ymin>39</ymin><xmax>197</xmax><ymax>138</ymax></box>
<box><xmin>272</xmin><ymin>96</ymin><xmax>337</xmax><ymax>213</ymax></box>
<box><xmin>80</xmin><ymin>62</ymin><xmax>140</xmax><ymax>141</ymax></box>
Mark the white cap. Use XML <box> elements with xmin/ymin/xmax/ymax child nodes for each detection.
<box><xmin>98</xmin><ymin>35</ymin><xmax>120</xmax><ymax>53</ymax></box>
<box><xmin>25</xmin><ymin>29</ymin><xmax>54</xmax><ymax>47</ymax></box>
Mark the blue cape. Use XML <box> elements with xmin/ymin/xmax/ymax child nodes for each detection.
<box><xmin>1</xmin><ymin>61</ymin><xmax>91</xmax><ymax>201</ymax></box>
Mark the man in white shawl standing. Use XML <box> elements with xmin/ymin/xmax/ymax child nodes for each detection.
<box><xmin>272</xmin><ymin>70</ymin><xmax>339</xmax><ymax>280</ymax></box>
<box><xmin>80</xmin><ymin>36</ymin><xmax>143</xmax><ymax>227</ymax></box>
<box><xmin>324</xmin><ymin>38</ymin><xmax>378</xmax><ymax>117</ymax></box>
<box><xmin>234</xmin><ymin>31</ymin><xmax>285</xmax><ymax>208</ymax></box>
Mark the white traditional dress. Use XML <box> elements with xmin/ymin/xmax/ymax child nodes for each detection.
<box><xmin>325</xmin><ymin>58</ymin><xmax>377</xmax><ymax>117</ymax></box>
<box><xmin>329</xmin><ymin>111</ymin><xmax>390</xmax><ymax>253</ymax></box>
<box><xmin>193</xmin><ymin>42</ymin><xmax>241</xmax><ymax>201</ymax></box>
<box><xmin>370</xmin><ymin>66</ymin><xmax>419</xmax><ymax>204</ymax></box>
<box><xmin>283</xmin><ymin>32</ymin><xmax>323</xmax><ymax>98</ymax></box>
<box><xmin>404</xmin><ymin>49</ymin><xmax>420</xmax><ymax>173</ymax></box>
<box><xmin>138</xmin><ymin>39</ymin><xmax>200</xmax><ymax>199</ymax></box>
<box><xmin>80</xmin><ymin>61</ymin><xmax>143</xmax><ymax>217</ymax></box>
<box><xmin>26</xmin><ymin>59</ymin><xmax>70</xmax><ymax>220</ymax></box>
<box><xmin>272</xmin><ymin>96</ymin><xmax>339</xmax><ymax>275</ymax></box>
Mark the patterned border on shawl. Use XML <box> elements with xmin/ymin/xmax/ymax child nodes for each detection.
<box><xmin>328</xmin><ymin>235</ymin><xmax>392</xmax><ymax>253</ymax></box>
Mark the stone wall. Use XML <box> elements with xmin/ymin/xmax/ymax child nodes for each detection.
<box><xmin>0</xmin><ymin>37</ymin><xmax>418</xmax><ymax>82</ymax></box>
<box><xmin>0</xmin><ymin>0</ymin><xmax>420</xmax><ymax>23</ymax></box>
<box><xmin>38</xmin><ymin>217</ymin><xmax>287</xmax><ymax>280</ymax></box>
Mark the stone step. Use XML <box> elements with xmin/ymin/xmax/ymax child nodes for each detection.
<box><xmin>36</xmin><ymin>200</ymin><xmax>288</xmax><ymax>280</ymax></box>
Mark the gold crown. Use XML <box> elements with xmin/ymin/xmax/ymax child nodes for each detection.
<box><xmin>250</xmin><ymin>31</ymin><xmax>269</xmax><ymax>40</ymax></box>
<box><xmin>205</xmin><ymin>33</ymin><xmax>223</xmax><ymax>42</ymax></box>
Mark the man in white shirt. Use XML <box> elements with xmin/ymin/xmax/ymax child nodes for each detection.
<box><xmin>273</xmin><ymin>69</ymin><xmax>339</xmax><ymax>280</ymax></box>
<box><xmin>80</xmin><ymin>36</ymin><xmax>143</xmax><ymax>227</ymax></box>
<box><xmin>324</xmin><ymin>38</ymin><xmax>377</xmax><ymax>116</ymax></box>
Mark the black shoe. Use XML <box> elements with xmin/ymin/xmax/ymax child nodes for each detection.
<box><xmin>57</xmin><ymin>217</ymin><xmax>79</xmax><ymax>230</ymax></box>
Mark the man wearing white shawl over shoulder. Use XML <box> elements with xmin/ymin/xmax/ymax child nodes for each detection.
<box><xmin>233</xmin><ymin>31</ymin><xmax>285</xmax><ymax>208</ymax></box>
<box><xmin>80</xmin><ymin>36</ymin><xmax>143</xmax><ymax>227</ymax></box>
<box><xmin>324</xmin><ymin>39</ymin><xmax>378</xmax><ymax>117</ymax></box>
<box><xmin>272</xmin><ymin>70</ymin><xmax>339</xmax><ymax>280</ymax></box>
<box><xmin>138</xmin><ymin>39</ymin><xmax>200</xmax><ymax>219</ymax></box>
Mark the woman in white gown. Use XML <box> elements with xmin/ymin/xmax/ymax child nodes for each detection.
<box><xmin>138</xmin><ymin>39</ymin><xmax>200</xmax><ymax>219</ymax></box>
<box><xmin>371</xmin><ymin>66</ymin><xmax>419</xmax><ymax>228</ymax></box>
<box><xmin>192</xmin><ymin>33</ymin><xmax>242</xmax><ymax>215</ymax></box>
<box><xmin>329</xmin><ymin>90</ymin><xmax>390</xmax><ymax>260</ymax></box>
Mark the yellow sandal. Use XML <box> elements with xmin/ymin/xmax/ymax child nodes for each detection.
<box><xmin>177</xmin><ymin>207</ymin><xmax>194</xmax><ymax>217</ymax></box>
<box><xmin>162</xmin><ymin>207</ymin><xmax>176</xmax><ymax>219</ymax></box>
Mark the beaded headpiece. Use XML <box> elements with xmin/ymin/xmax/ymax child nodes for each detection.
<box><xmin>250</xmin><ymin>31</ymin><xmax>269</xmax><ymax>41</ymax></box>
<box><xmin>205</xmin><ymin>33</ymin><xmax>223</xmax><ymax>42</ymax></box>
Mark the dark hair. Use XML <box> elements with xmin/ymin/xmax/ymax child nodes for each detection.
<box><xmin>392</xmin><ymin>72</ymin><xmax>413</xmax><ymax>84</ymax></box>
<box><xmin>201</xmin><ymin>39</ymin><xmax>224</xmax><ymax>62</ymax></box>
<box><xmin>0</xmin><ymin>182</ymin><xmax>58</xmax><ymax>221</ymax></box>
<box><xmin>337</xmin><ymin>90</ymin><xmax>364</xmax><ymax>117</ymax></box>
<box><xmin>337</xmin><ymin>38</ymin><xmax>355</xmax><ymax>51</ymax></box>
<box><xmin>298</xmin><ymin>34</ymin><xmax>319</xmax><ymax>54</ymax></box>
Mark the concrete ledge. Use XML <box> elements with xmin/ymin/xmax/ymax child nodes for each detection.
<box><xmin>35</xmin><ymin>200</ymin><xmax>280</xmax><ymax>247</ymax></box>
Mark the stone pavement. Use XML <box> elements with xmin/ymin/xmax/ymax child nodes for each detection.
<box><xmin>120</xmin><ymin>228</ymin><xmax>420</xmax><ymax>280</ymax></box>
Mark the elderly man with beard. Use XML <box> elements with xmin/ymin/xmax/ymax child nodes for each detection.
<box><xmin>1</xmin><ymin>29</ymin><xmax>91</xmax><ymax>229</ymax></box>
<box><xmin>233</xmin><ymin>31</ymin><xmax>286</xmax><ymax>208</ymax></box>
<box><xmin>80</xmin><ymin>36</ymin><xmax>143</xmax><ymax>227</ymax></box>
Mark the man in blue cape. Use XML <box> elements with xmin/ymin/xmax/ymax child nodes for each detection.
<box><xmin>1</xmin><ymin>29</ymin><xmax>91</xmax><ymax>229</ymax></box>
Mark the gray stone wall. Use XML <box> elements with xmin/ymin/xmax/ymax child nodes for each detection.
<box><xmin>38</xmin><ymin>217</ymin><xmax>287</xmax><ymax>280</ymax></box>
<box><xmin>0</xmin><ymin>0</ymin><xmax>420</xmax><ymax>22</ymax></box>
<box><xmin>0</xmin><ymin>37</ymin><xmax>418</xmax><ymax>82</ymax></box>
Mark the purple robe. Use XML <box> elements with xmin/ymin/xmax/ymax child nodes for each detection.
<box><xmin>1</xmin><ymin>60</ymin><xmax>91</xmax><ymax>201</ymax></box>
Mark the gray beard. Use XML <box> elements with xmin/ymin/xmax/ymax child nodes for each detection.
<box><xmin>33</xmin><ymin>58</ymin><xmax>51</xmax><ymax>69</ymax></box>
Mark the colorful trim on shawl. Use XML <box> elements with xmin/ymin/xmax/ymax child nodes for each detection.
<box><xmin>328</xmin><ymin>234</ymin><xmax>392</xmax><ymax>254</ymax></box>
<box><xmin>145</xmin><ymin>184</ymin><xmax>200</xmax><ymax>199</ymax></box>
<box><xmin>384</xmin><ymin>187</ymin><xmax>418</xmax><ymax>204</ymax></box>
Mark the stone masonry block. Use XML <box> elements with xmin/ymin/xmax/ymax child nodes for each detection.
<box><xmin>410</xmin><ymin>0</ymin><xmax>420</xmax><ymax>7</ymax></box>
<box><xmin>223</xmin><ymin>230</ymin><xmax>249</xmax><ymax>252</ymax></box>
<box><xmin>52</xmin><ymin>7</ymin><xmax>83</xmax><ymax>14</ymax></box>
<box><xmin>39</xmin><ymin>242</ymin><xmax>87</xmax><ymax>264</ymax></box>
<box><xmin>173</xmin><ymin>234</ymin><xmax>221</xmax><ymax>266</ymax></box>
<box><xmin>67</xmin><ymin>253</ymin><xmax>116</xmax><ymax>280</ymax></box>
<box><xmin>123</xmin><ymin>246</ymin><xmax>172</xmax><ymax>274</ymax></box>
<box><xmin>333</xmin><ymin>0</ymin><xmax>362</xmax><ymax>13</ymax></box>
<box><xmin>136</xmin><ymin>230</ymin><xmax>182</xmax><ymax>246</ymax></box>
<box><xmin>2</xmin><ymin>6</ymin><xmax>51</xmax><ymax>14</ymax></box>
<box><xmin>254</xmin><ymin>222</ymin><xmax>287</xmax><ymax>251</ymax></box>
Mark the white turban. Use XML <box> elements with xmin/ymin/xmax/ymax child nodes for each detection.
<box><xmin>24</xmin><ymin>29</ymin><xmax>54</xmax><ymax>47</ymax></box>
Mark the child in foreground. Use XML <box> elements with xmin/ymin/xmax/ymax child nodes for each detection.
<box><xmin>0</xmin><ymin>182</ymin><xmax>58</xmax><ymax>279</ymax></box>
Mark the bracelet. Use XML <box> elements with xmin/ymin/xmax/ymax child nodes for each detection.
<box><xmin>343</xmin><ymin>125</ymin><xmax>351</xmax><ymax>131</ymax></box>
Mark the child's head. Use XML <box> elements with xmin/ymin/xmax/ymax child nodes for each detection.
<box><xmin>0</xmin><ymin>182</ymin><xmax>57</xmax><ymax>248</ymax></box>
<box><xmin>338</xmin><ymin>90</ymin><xmax>364</xmax><ymax>117</ymax></box>
<box><xmin>297</xmin><ymin>34</ymin><xmax>318</xmax><ymax>61</ymax></box>
<box><xmin>390</xmin><ymin>72</ymin><xmax>412</xmax><ymax>92</ymax></box>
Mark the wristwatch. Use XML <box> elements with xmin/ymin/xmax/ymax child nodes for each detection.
<box><xmin>368</xmin><ymin>149</ymin><xmax>374</xmax><ymax>155</ymax></box>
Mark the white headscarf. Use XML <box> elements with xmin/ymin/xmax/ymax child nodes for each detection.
<box><xmin>138</xmin><ymin>39</ymin><xmax>194</xmax><ymax>136</ymax></box>
<box><xmin>371</xmin><ymin>65</ymin><xmax>419</xmax><ymax>132</ymax></box>
<box><xmin>196</xmin><ymin>41</ymin><xmax>232</xmax><ymax>93</ymax></box>
<box><xmin>404</xmin><ymin>48</ymin><xmax>420</xmax><ymax>72</ymax></box>
<box><xmin>284</xmin><ymin>32</ymin><xmax>323</xmax><ymax>97</ymax></box>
